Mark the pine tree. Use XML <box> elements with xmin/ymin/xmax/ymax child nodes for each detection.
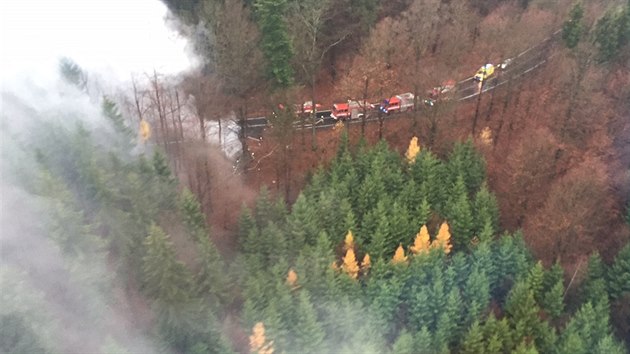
<box><xmin>285</xmin><ymin>194</ymin><xmax>315</xmax><ymax>255</ymax></box>
<box><xmin>254</xmin><ymin>0</ymin><xmax>294</xmax><ymax>88</ymax></box>
<box><xmin>608</xmin><ymin>243</ymin><xmax>630</xmax><ymax>300</ymax></box>
<box><xmin>342</xmin><ymin>248</ymin><xmax>360</xmax><ymax>279</ymax></box>
<box><xmin>526</xmin><ymin>261</ymin><xmax>545</xmax><ymax>302</ymax></box>
<box><xmin>541</xmin><ymin>279</ymin><xmax>564</xmax><ymax>319</ymax></box>
<box><xmin>142</xmin><ymin>224</ymin><xmax>207</xmax><ymax>352</ymax></box>
<box><xmin>179</xmin><ymin>188</ymin><xmax>207</xmax><ymax>242</ymax></box>
<box><xmin>392</xmin><ymin>244</ymin><xmax>408</xmax><ymax>264</ymax></box>
<box><xmin>593</xmin><ymin>335</ymin><xmax>627</xmax><ymax>354</ymax></box>
<box><xmin>196</xmin><ymin>237</ymin><xmax>229</xmax><ymax>312</ymax></box>
<box><xmin>505</xmin><ymin>280</ymin><xmax>540</xmax><ymax>344</ymax></box>
<box><xmin>368</xmin><ymin>208</ymin><xmax>393</xmax><ymax>260</ymax></box>
<box><xmin>432</xmin><ymin>222</ymin><xmax>453</xmax><ymax>254</ymax></box>
<box><xmin>474</xmin><ymin>183</ymin><xmax>499</xmax><ymax>236</ymax></box>
<box><xmin>460</xmin><ymin>320</ymin><xmax>485</xmax><ymax>354</ymax></box>
<box><xmin>410</xmin><ymin>225</ymin><xmax>431</xmax><ymax>255</ymax></box>
<box><xmin>405</xmin><ymin>137</ymin><xmax>421</xmax><ymax>164</ymax></box>
<box><xmin>418</xmin><ymin>197</ymin><xmax>432</xmax><ymax>227</ymax></box>
<box><xmin>464</xmin><ymin>266</ymin><xmax>491</xmax><ymax>325</ymax></box>
<box><xmin>563</xmin><ymin>2</ymin><xmax>584</xmax><ymax>49</ymax></box>
<box><xmin>142</xmin><ymin>224</ymin><xmax>194</xmax><ymax>301</ymax></box>
<box><xmin>447</xmin><ymin>139</ymin><xmax>486</xmax><ymax>196</ymax></box>
<box><xmin>392</xmin><ymin>330</ymin><xmax>415</xmax><ymax>354</ymax></box>
<box><xmin>582</xmin><ymin>253</ymin><xmax>609</xmax><ymax>306</ymax></box>
<box><xmin>448</xmin><ymin>176</ymin><xmax>475</xmax><ymax>250</ymax></box>
<box><xmin>415</xmin><ymin>326</ymin><xmax>432</xmax><ymax>354</ymax></box>
<box><xmin>290</xmin><ymin>291</ymin><xmax>325</xmax><ymax>354</ymax></box>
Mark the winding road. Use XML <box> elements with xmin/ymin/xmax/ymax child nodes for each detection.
<box><xmin>243</xmin><ymin>29</ymin><xmax>562</xmax><ymax>139</ymax></box>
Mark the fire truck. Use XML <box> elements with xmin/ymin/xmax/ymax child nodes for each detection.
<box><xmin>331</xmin><ymin>100</ymin><xmax>369</xmax><ymax>120</ymax></box>
<box><xmin>380</xmin><ymin>92</ymin><xmax>415</xmax><ymax>114</ymax></box>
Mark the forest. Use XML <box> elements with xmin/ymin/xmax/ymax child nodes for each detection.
<box><xmin>1</xmin><ymin>0</ymin><xmax>630</xmax><ymax>353</ymax></box>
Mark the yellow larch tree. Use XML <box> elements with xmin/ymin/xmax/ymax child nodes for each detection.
<box><xmin>343</xmin><ymin>230</ymin><xmax>355</xmax><ymax>252</ymax></box>
<box><xmin>410</xmin><ymin>225</ymin><xmax>431</xmax><ymax>255</ymax></box>
<box><xmin>405</xmin><ymin>136</ymin><xmax>421</xmax><ymax>163</ymax></box>
<box><xmin>286</xmin><ymin>268</ymin><xmax>298</xmax><ymax>290</ymax></box>
<box><xmin>250</xmin><ymin>322</ymin><xmax>274</xmax><ymax>354</ymax></box>
<box><xmin>432</xmin><ymin>221</ymin><xmax>453</xmax><ymax>254</ymax></box>
<box><xmin>392</xmin><ymin>244</ymin><xmax>408</xmax><ymax>264</ymax></box>
<box><xmin>342</xmin><ymin>248</ymin><xmax>359</xmax><ymax>279</ymax></box>
<box><xmin>361</xmin><ymin>253</ymin><xmax>371</xmax><ymax>273</ymax></box>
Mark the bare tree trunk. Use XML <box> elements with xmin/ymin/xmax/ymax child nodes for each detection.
<box><xmin>238</xmin><ymin>102</ymin><xmax>249</xmax><ymax>165</ymax></box>
<box><xmin>472</xmin><ymin>80</ymin><xmax>485</xmax><ymax>139</ymax></box>
<box><xmin>495</xmin><ymin>71</ymin><xmax>514</xmax><ymax>149</ymax></box>
<box><xmin>361</xmin><ymin>77</ymin><xmax>369</xmax><ymax>137</ymax></box>
<box><xmin>151</xmin><ymin>70</ymin><xmax>168</xmax><ymax>152</ymax></box>
<box><xmin>175</xmin><ymin>90</ymin><xmax>184</xmax><ymax>141</ymax></box>
<box><xmin>311</xmin><ymin>75</ymin><xmax>317</xmax><ymax>150</ymax></box>
<box><xmin>132</xmin><ymin>78</ymin><xmax>144</xmax><ymax>122</ymax></box>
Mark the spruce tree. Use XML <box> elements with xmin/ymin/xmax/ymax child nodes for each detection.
<box><xmin>563</xmin><ymin>2</ymin><xmax>584</xmax><ymax>49</ymax></box>
<box><xmin>460</xmin><ymin>320</ymin><xmax>485</xmax><ymax>354</ymax></box>
<box><xmin>392</xmin><ymin>330</ymin><xmax>415</xmax><ymax>354</ymax></box>
<box><xmin>179</xmin><ymin>188</ymin><xmax>207</xmax><ymax>242</ymax></box>
<box><xmin>415</xmin><ymin>326</ymin><xmax>432</xmax><ymax>354</ymax></box>
<box><xmin>254</xmin><ymin>0</ymin><xmax>294</xmax><ymax>88</ymax></box>
<box><xmin>608</xmin><ymin>243</ymin><xmax>630</xmax><ymax>300</ymax></box>
<box><xmin>290</xmin><ymin>290</ymin><xmax>325</xmax><ymax>354</ymax></box>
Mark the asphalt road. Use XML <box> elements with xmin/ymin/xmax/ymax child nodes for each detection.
<box><xmin>243</xmin><ymin>29</ymin><xmax>562</xmax><ymax>139</ymax></box>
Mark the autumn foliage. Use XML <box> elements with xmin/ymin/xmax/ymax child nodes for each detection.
<box><xmin>410</xmin><ymin>225</ymin><xmax>431</xmax><ymax>255</ymax></box>
<box><xmin>342</xmin><ymin>248</ymin><xmax>360</xmax><ymax>279</ymax></box>
<box><xmin>250</xmin><ymin>322</ymin><xmax>274</xmax><ymax>354</ymax></box>
<box><xmin>433</xmin><ymin>222</ymin><xmax>453</xmax><ymax>254</ymax></box>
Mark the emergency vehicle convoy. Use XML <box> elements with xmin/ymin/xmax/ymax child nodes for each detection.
<box><xmin>288</xmin><ymin>61</ymin><xmax>507</xmax><ymax>121</ymax></box>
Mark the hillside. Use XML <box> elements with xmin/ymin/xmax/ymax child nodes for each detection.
<box><xmin>2</xmin><ymin>0</ymin><xmax>629</xmax><ymax>353</ymax></box>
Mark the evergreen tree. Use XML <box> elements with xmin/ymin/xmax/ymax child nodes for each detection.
<box><xmin>526</xmin><ymin>261</ymin><xmax>545</xmax><ymax>302</ymax></box>
<box><xmin>196</xmin><ymin>237</ymin><xmax>229</xmax><ymax>313</ymax></box>
<box><xmin>254</xmin><ymin>0</ymin><xmax>294</xmax><ymax>88</ymax></box>
<box><xmin>504</xmin><ymin>280</ymin><xmax>540</xmax><ymax>345</ymax></box>
<box><xmin>448</xmin><ymin>178</ymin><xmax>475</xmax><ymax>250</ymax></box>
<box><xmin>447</xmin><ymin>139</ymin><xmax>486</xmax><ymax>196</ymax></box>
<box><xmin>392</xmin><ymin>330</ymin><xmax>415</xmax><ymax>354</ymax></box>
<box><xmin>608</xmin><ymin>243</ymin><xmax>630</xmax><ymax>300</ymax></box>
<box><xmin>142</xmin><ymin>224</ymin><xmax>209</xmax><ymax>352</ymax></box>
<box><xmin>581</xmin><ymin>252</ymin><xmax>609</xmax><ymax>306</ymax></box>
<box><xmin>563</xmin><ymin>2</ymin><xmax>584</xmax><ymax>49</ymax></box>
<box><xmin>560</xmin><ymin>301</ymin><xmax>613</xmax><ymax>353</ymax></box>
<box><xmin>593</xmin><ymin>335</ymin><xmax>627</xmax><ymax>354</ymax></box>
<box><xmin>415</xmin><ymin>326</ymin><xmax>432</xmax><ymax>354</ymax></box>
<box><xmin>368</xmin><ymin>207</ymin><xmax>393</xmax><ymax>260</ymax></box>
<box><xmin>286</xmin><ymin>193</ymin><xmax>318</xmax><ymax>249</ymax></box>
<box><xmin>463</xmin><ymin>266</ymin><xmax>491</xmax><ymax>325</ymax></box>
<box><xmin>460</xmin><ymin>320</ymin><xmax>485</xmax><ymax>354</ymax></box>
<box><xmin>179</xmin><ymin>188</ymin><xmax>207</xmax><ymax>242</ymax></box>
<box><xmin>290</xmin><ymin>290</ymin><xmax>325</xmax><ymax>354</ymax></box>
<box><xmin>541</xmin><ymin>279</ymin><xmax>564</xmax><ymax>319</ymax></box>
<box><xmin>474</xmin><ymin>183</ymin><xmax>499</xmax><ymax>236</ymax></box>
